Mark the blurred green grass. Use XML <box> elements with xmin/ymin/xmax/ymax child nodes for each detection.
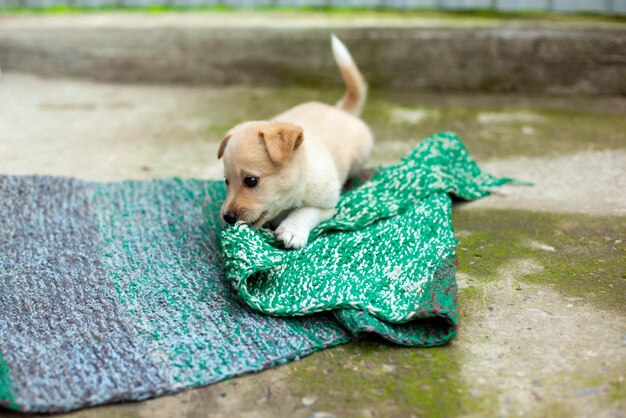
<box><xmin>0</xmin><ymin>5</ymin><xmax>624</xmax><ymax>25</ymax></box>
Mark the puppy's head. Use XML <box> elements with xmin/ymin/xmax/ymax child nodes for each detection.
<box><xmin>218</xmin><ymin>120</ymin><xmax>304</xmax><ymax>227</ymax></box>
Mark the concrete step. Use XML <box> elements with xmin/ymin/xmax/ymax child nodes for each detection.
<box><xmin>1</xmin><ymin>12</ymin><xmax>625</xmax><ymax>95</ymax></box>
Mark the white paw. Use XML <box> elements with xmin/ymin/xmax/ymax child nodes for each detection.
<box><xmin>275</xmin><ymin>224</ymin><xmax>309</xmax><ymax>249</ymax></box>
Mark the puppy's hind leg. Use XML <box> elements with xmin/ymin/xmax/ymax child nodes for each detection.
<box><xmin>276</xmin><ymin>207</ymin><xmax>336</xmax><ymax>249</ymax></box>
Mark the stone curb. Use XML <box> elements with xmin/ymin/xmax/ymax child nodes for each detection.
<box><xmin>1</xmin><ymin>15</ymin><xmax>624</xmax><ymax>94</ymax></box>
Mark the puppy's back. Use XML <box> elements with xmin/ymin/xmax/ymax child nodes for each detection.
<box><xmin>273</xmin><ymin>102</ymin><xmax>372</xmax><ymax>182</ymax></box>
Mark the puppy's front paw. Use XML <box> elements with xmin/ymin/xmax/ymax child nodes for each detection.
<box><xmin>275</xmin><ymin>224</ymin><xmax>309</xmax><ymax>249</ymax></box>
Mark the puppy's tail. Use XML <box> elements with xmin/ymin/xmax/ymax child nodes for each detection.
<box><xmin>331</xmin><ymin>34</ymin><xmax>367</xmax><ymax>117</ymax></box>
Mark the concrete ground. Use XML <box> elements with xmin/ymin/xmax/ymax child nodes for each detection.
<box><xmin>1</xmin><ymin>73</ymin><xmax>625</xmax><ymax>417</ymax></box>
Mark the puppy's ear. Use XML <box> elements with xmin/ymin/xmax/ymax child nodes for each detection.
<box><xmin>217</xmin><ymin>134</ymin><xmax>231</xmax><ymax>159</ymax></box>
<box><xmin>258</xmin><ymin>123</ymin><xmax>304</xmax><ymax>166</ymax></box>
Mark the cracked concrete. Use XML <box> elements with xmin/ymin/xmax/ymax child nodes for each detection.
<box><xmin>0</xmin><ymin>72</ymin><xmax>624</xmax><ymax>417</ymax></box>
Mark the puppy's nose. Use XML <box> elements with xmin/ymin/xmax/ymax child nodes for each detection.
<box><xmin>223</xmin><ymin>212</ymin><xmax>237</xmax><ymax>225</ymax></box>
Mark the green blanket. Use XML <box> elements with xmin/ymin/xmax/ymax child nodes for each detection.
<box><xmin>221</xmin><ymin>132</ymin><xmax>515</xmax><ymax>346</ymax></box>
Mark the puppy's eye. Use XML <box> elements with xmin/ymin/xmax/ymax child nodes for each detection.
<box><xmin>224</xmin><ymin>179</ymin><xmax>229</xmax><ymax>186</ymax></box>
<box><xmin>244</xmin><ymin>176</ymin><xmax>258</xmax><ymax>188</ymax></box>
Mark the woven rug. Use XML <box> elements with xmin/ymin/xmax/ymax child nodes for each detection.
<box><xmin>0</xmin><ymin>133</ymin><xmax>513</xmax><ymax>413</ymax></box>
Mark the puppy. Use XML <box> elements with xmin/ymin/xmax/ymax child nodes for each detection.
<box><xmin>218</xmin><ymin>35</ymin><xmax>373</xmax><ymax>249</ymax></box>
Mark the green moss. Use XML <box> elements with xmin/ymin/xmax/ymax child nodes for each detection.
<box><xmin>452</xmin><ymin>209</ymin><xmax>626</xmax><ymax>312</ymax></box>
<box><xmin>288</xmin><ymin>339</ymin><xmax>494</xmax><ymax>417</ymax></box>
<box><xmin>457</xmin><ymin>286</ymin><xmax>488</xmax><ymax>322</ymax></box>
<box><xmin>608</xmin><ymin>374</ymin><xmax>626</xmax><ymax>403</ymax></box>
<box><xmin>365</xmin><ymin>91</ymin><xmax>626</xmax><ymax>162</ymax></box>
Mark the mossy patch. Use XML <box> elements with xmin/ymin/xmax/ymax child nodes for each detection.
<box><xmin>452</xmin><ymin>208</ymin><xmax>625</xmax><ymax>312</ymax></box>
<box><xmin>287</xmin><ymin>337</ymin><xmax>493</xmax><ymax>418</ymax></box>
<box><xmin>364</xmin><ymin>91</ymin><xmax>626</xmax><ymax>162</ymax></box>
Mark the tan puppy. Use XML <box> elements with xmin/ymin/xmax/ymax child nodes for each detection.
<box><xmin>218</xmin><ymin>35</ymin><xmax>373</xmax><ymax>249</ymax></box>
